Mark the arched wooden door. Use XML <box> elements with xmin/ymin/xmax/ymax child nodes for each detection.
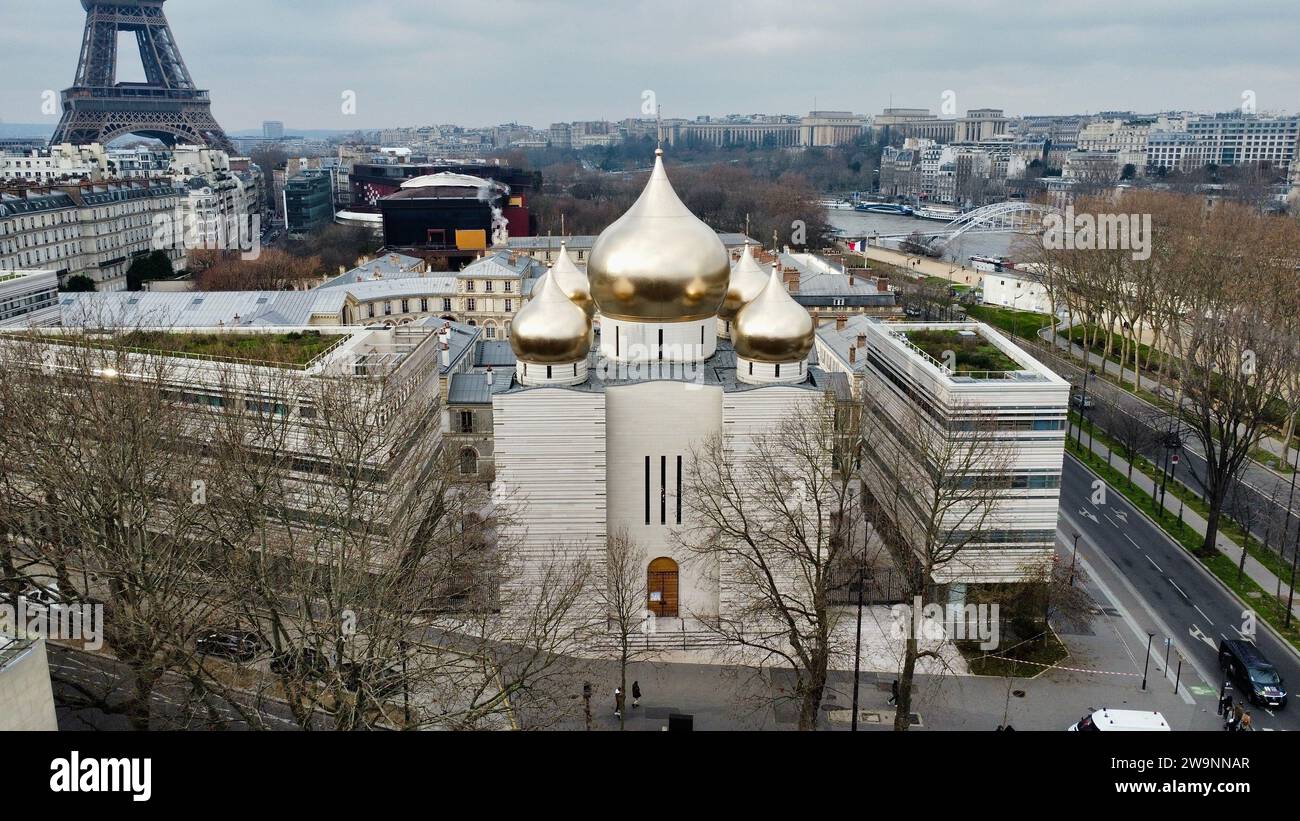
<box><xmin>647</xmin><ymin>557</ymin><xmax>679</xmax><ymax>618</ymax></box>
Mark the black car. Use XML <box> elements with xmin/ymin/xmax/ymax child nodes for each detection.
<box><xmin>270</xmin><ymin>648</ymin><xmax>331</xmax><ymax>680</ymax></box>
<box><xmin>1220</xmin><ymin>639</ymin><xmax>1287</xmax><ymax>709</ymax></box>
<box><xmin>337</xmin><ymin>659</ymin><xmax>405</xmax><ymax>698</ymax></box>
<box><xmin>197</xmin><ymin>629</ymin><xmax>266</xmax><ymax>662</ymax></box>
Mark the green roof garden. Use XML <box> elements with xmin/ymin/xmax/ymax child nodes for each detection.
<box><xmin>115</xmin><ymin>330</ymin><xmax>340</xmax><ymax>367</ymax></box>
<box><xmin>903</xmin><ymin>329</ymin><xmax>1022</xmax><ymax>378</ymax></box>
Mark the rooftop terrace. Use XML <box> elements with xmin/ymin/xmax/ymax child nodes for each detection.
<box><xmin>112</xmin><ymin>330</ymin><xmax>342</xmax><ymax>367</ymax></box>
<box><xmin>902</xmin><ymin>328</ymin><xmax>1021</xmax><ymax>378</ymax></box>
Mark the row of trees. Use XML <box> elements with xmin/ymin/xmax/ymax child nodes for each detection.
<box><xmin>531</xmin><ymin>160</ymin><xmax>835</xmax><ymax>249</ymax></box>
<box><xmin>1020</xmin><ymin>191</ymin><xmax>1300</xmax><ymax>557</ymax></box>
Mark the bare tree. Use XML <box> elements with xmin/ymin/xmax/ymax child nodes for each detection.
<box><xmin>1098</xmin><ymin>398</ymin><xmax>1159</xmax><ymax>485</ymax></box>
<box><xmin>678</xmin><ymin>392</ymin><xmax>863</xmax><ymax>730</ymax></box>
<box><xmin>0</xmin><ymin>326</ymin><xmax>594</xmax><ymax>731</ymax></box>
<box><xmin>0</xmin><ymin>331</ymin><xmax>232</xmax><ymax>729</ymax></box>
<box><xmin>857</xmin><ymin>383</ymin><xmax>1014</xmax><ymax>731</ymax></box>
<box><xmin>599</xmin><ymin>528</ymin><xmax>651</xmax><ymax>730</ymax></box>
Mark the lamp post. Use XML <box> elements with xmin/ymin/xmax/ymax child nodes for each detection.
<box><xmin>1070</xmin><ymin>532</ymin><xmax>1080</xmax><ymax>587</ymax></box>
<box><xmin>830</xmin><ymin>557</ymin><xmax>868</xmax><ymax>732</ymax></box>
<box><xmin>850</xmin><ymin>564</ymin><xmax>864</xmax><ymax>732</ymax></box>
<box><xmin>1079</xmin><ymin>367</ymin><xmax>1095</xmax><ymax>452</ymax></box>
<box><xmin>1159</xmin><ymin>421</ymin><xmax>1181</xmax><ymax>518</ymax></box>
<box><xmin>1142</xmin><ymin>632</ymin><xmax>1155</xmax><ymax>691</ymax></box>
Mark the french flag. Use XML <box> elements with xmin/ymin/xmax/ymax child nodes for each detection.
<box><xmin>846</xmin><ymin>239</ymin><xmax>868</xmax><ymax>252</ymax></box>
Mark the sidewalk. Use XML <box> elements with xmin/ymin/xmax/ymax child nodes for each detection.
<box><xmin>1073</xmin><ymin>429</ymin><xmax>1300</xmax><ymax>623</ymax></box>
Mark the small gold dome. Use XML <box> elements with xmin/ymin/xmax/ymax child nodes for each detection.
<box><xmin>733</xmin><ymin>264</ymin><xmax>815</xmax><ymax>363</ymax></box>
<box><xmin>587</xmin><ymin>149</ymin><xmax>730</xmax><ymax>322</ymax></box>
<box><xmin>718</xmin><ymin>243</ymin><xmax>769</xmax><ymax>322</ymax></box>
<box><xmin>509</xmin><ymin>270</ymin><xmax>592</xmax><ymax>364</ymax></box>
<box><xmin>550</xmin><ymin>243</ymin><xmax>595</xmax><ymax>318</ymax></box>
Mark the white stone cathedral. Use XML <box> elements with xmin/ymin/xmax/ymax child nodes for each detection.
<box><xmin>492</xmin><ymin>149</ymin><xmax>831</xmax><ymax>637</ymax></box>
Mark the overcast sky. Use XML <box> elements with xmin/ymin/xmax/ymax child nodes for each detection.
<box><xmin>2</xmin><ymin>0</ymin><xmax>1297</xmax><ymax>131</ymax></box>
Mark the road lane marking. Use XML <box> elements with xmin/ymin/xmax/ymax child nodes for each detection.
<box><xmin>1125</xmin><ymin>533</ymin><xmax>1141</xmax><ymax>549</ymax></box>
<box><xmin>1062</xmin><ymin>510</ymin><xmax>1208</xmax><ymax>705</ymax></box>
<box><xmin>1190</xmin><ymin>625</ymin><xmax>1217</xmax><ymax>649</ymax></box>
<box><xmin>1146</xmin><ymin>555</ymin><xmax>1163</xmax><ymax>573</ymax></box>
<box><xmin>1169</xmin><ymin>579</ymin><xmax>1190</xmax><ymax>600</ymax></box>
<box><xmin>1194</xmin><ymin>605</ymin><xmax>1215</xmax><ymax>626</ymax></box>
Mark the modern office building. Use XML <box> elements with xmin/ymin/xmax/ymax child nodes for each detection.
<box><xmin>816</xmin><ymin>316</ymin><xmax>1068</xmax><ymax>586</ymax></box>
<box><xmin>0</xmin><ymin>269</ymin><xmax>60</xmax><ymax>327</ymax></box>
<box><xmin>283</xmin><ymin>169</ymin><xmax>334</xmax><ymax>238</ymax></box>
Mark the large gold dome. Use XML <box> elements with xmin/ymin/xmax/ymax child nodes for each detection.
<box><xmin>733</xmin><ymin>264</ymin><xmax>815</xmax><ymax>363</ymax></box>
<box><xmin>550</xmin><ymin>242</ymin><xmax>595</xmax><ymax>318</ymax></box>
<box><xmin>718</xmin><ymin>243</ymin><xmax>770</xmax><ymax>322</ymax></box>
<box><xmin>508</xmin><ymin>270</ymin><xmax>592</xmax><ymax>364</ymax></box>
<box><xmin>587</xmin><ymin>149</ymin><xmax>730</xmax><ymax>322</ymax></box>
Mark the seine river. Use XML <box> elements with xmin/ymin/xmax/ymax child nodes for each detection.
<box><xmin>825</xmin><ymin>208</ymin><xmax>1019</xmax><ymax>264</ymax></box>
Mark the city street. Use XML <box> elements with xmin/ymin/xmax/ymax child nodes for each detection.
<box><xmin>1027</xmin><ymin>331</ymin><xmax>1300</xmax><ymax>556</ymax></box>
<box><xmin>1060</xmin><ymin>454</ymin><xmax>1300</xmax><ymax>731</ymax></box>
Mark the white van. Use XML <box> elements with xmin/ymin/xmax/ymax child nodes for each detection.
<box><xmin>1068</xmin><ymin>708</ymin><xmax>1170</xmax><ymax>731</ymax></box>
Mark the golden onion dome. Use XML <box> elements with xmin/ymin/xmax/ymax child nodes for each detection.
<box><xmin>508</xmin><ymin>269</ymin><xmax>592</xmax><ymax>364</ymax></box>
<box><xmin>587</xmin><ymin>149</ymin><xmax>730</xmax><ymax>322</ymax></box>
<box><xmin>733</xmin><ymin>264</ymin><xmax>815</xmax><ymax>363</ymax></box>
<box><xmin>550</xmin><ymin>243</ymin><xmax>595</xmax><ymax>318</ymax></box>
<box><xmin>718</xmin><ymin>243</ymin><xmax>770</xmax><ymax>322</ymax></box>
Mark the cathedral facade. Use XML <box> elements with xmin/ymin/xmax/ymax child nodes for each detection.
<box><xmin>491</xmin><ymin>150</ymin><xmax>830</xmax><ymax>637</ymax></box>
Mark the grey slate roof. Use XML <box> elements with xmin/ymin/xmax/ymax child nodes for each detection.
<box><xmin>448</xmin><ymin>368</ymin><xmax>516</xmax><ymax>405</ymax></box>
<box><xmin>58</xmin><ymin>289</ymin><xmax>349</xmax><ymax>329</ymax></box>
<box><xmin>779</xmin><ymin>251</ymin><xmax>896</xmax><ymax>304</ymax></box>
<box><xmin>317</xmin><ymin>252</ymin><xmax>426</xmax><ymax>289</ymax></box>
<box><xmin>475</xmin><ymin>340</ymin><xmax>516</xmax><ymax>367</ymax></box>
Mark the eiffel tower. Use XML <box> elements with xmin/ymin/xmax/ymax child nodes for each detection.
<box><xmin>50</xmin><ymin>0</ymin><xmax>234</xmax><ymax>152</ymax></box>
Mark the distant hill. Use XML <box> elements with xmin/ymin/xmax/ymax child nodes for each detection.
<box><xmin>0</xmin><ymin>123</ymin><xmax>366</xmax><ymax>142</ymax></box>
<box><xmin>0</xmin><ymin>123</ymin><xmax>56</xmax><ymax>139</ymax></box>
<box><xmin>228</xmin><ymin>128</ymin><xmax>365</xmax><ymax>139</ymax></box>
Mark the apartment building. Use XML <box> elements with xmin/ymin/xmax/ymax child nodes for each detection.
<box><xmin>4</xmin><ymin>178</ymin><xmax>187</xmax><ymax>291</ymax></box>
<box><xmin>1185</xmin><ymin>114</ymin><xmax>1299</xmax><ymax>171</ymax></box>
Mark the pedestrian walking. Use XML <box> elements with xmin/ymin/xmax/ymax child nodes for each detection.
<box><xmin>614</xmin><ymin>687</ymin><xmax>625</xmax><ymax>719</ymax></box>
<box><xmin>631</xmin><ymin>681</ymin><xmax>641</xmax><ymax>708</ymax></box>
<box><xmin>888</xmin><ymin>679</ymin><xmax>899</xmax><ymax>705</ymax></box>
<box><xmin>1217</xmin><ymin>691</ymin><xmax>1233</xmax><ymax>717</ymax></box>
<box><xmin>1241</xmin><ymin>711</ymin><xmax>1253</xmax><ymax>732</ymax></box>
<box><xmin>1226</xmin><ymin>703</ymin><xmax>1244</xmax><ymax>731</ymax></box>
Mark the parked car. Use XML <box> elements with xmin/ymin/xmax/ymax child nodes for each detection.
<box><xmin>1220</xmin><ymin>639</ymin><xmax>1287</xmax><ymax>709</ymax></box>
<box><xmin>1070</xmin><ymin>392</ymin><xmax>1095</xmax><ymax>410</ymax></box>
<box><xmin>1</xmin><ymin>583</ymin><xmax>64</xmax><ymax>611</ymax></box>
<box><xmin>196</xmin><ymin>629</ymin><xmax>266</xmax><ymax>662</ymax></box>
<box><xmin>337</xmin><ymin>659</ymin><xmax>405</xmax><ymax>698</ymax></box>
<box><xmin>270</xmin><ymin>648</ymin><xmax>331</xmax><ymax>680</ymax></box>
